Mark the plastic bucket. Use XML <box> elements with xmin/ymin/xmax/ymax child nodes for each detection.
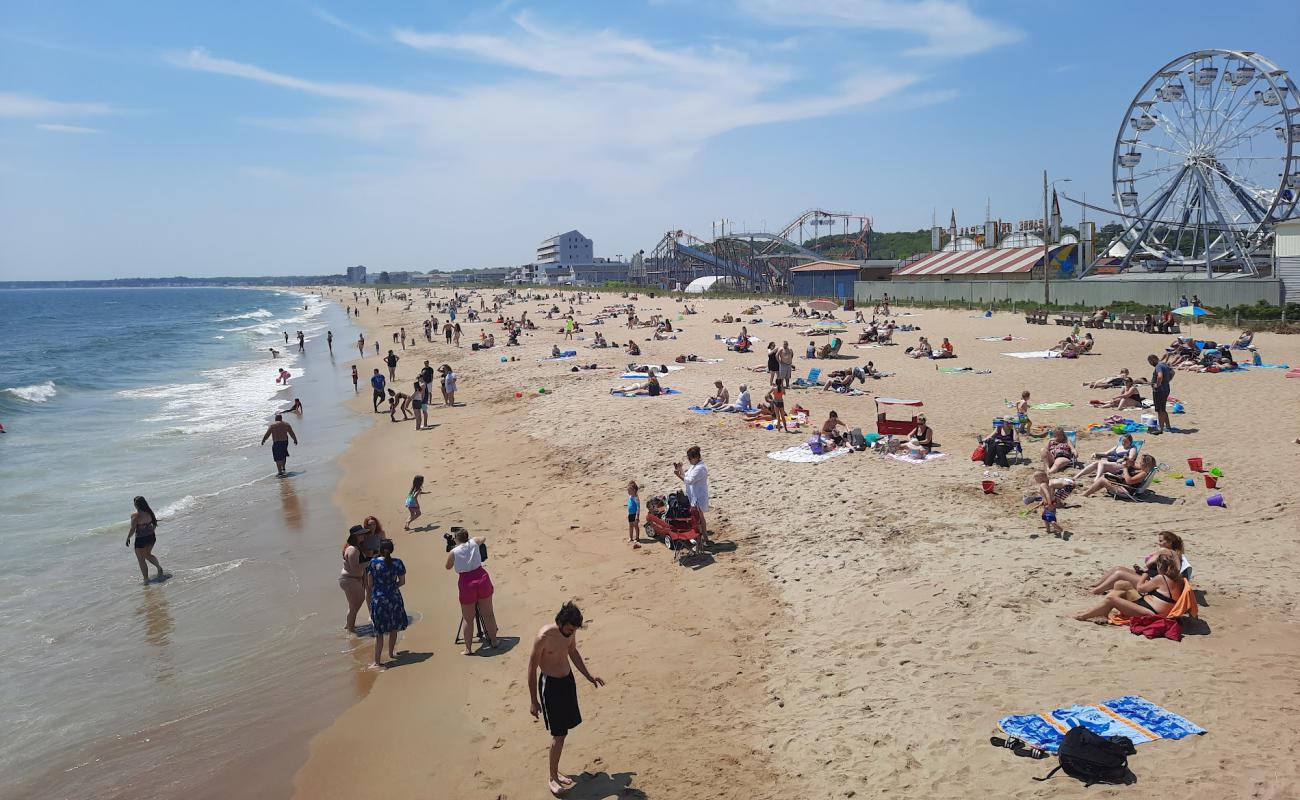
<box><xmin>1205</xmin><ymin>475</ymin><xmax>1218</xmax><ymax>489</ymax></box>
<box><xmin>981</xmin><ymin>480</ymin><xmax>996</xmax><ymax>494</ymax></box>
<box><xmin>1187</xmin><ymin>456</ymin><xmax>1204</xmax><ymax>472</ymax></box>
<box><xmin>1206</xmin><ymin>493</ymin><xmax>1225</xmax><ymax>507</ymax></box>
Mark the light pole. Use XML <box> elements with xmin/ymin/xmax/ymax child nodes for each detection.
<box><xmin>1043</xmin><ymin>172</ymin><xmax>1070</xmax><ymax>305</ymax></box>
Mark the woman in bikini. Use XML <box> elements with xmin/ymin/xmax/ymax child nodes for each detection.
<box><xmin>1073</xmin><ymin>552</ymin><xmax>1185</xmax><ymax>621</ymax></box>
<box><xmin>339</xmin><ymin>527</ymin><xmax>366</xmax><ymax>631</ymax></box>
<box><xmin>1092</xmin><ymin>377</ymin><xmax>1143</xmax><ymax>409</ymax></box>
<box><xmin>125</xmin><ymin>495</ymin><xmax>167</xmax><ymax>584</ymax></box>
<box><xmin>1041</xmin><ymin>428</ymin><xmax>1074</xmax><ymax>474</ymax></box>
<box><xmin>1089</xmin><ymin>532</ymin><xmax>1191</xmax><ymax>595</ymax></box>
<box><xmin>1074</xmin><ymin>435</ymin><xmax>1139</xmax><ymax>481</ymax></box>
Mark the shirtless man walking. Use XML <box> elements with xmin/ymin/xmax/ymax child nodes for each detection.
<box><xmin>529</xmin><ymin>601</ymin><xmax>604</xmax><ymax>796</ymax></box>
<box><xmin>777</xmin><ymin>340</ymin><xmax>794</xmax><ymax>387</ymax></box>
<box><xmin>260</xmin><ymin>414</ymin><xmax>299</xmax><ymax>477</ymax></box>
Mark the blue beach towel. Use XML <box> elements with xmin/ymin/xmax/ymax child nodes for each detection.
<box><xmin>998</xmin><ymin>696</ymin><xmax>1205</xmax><ymax>754</ymax></box>
<box><xmin>687</xmin><ymin>405</ymin><xmax>714</xmax><ymax>414</ymax></box>
<box><xmin>1253</xmin><ymin>363</ymin><xmax>1290</xmax><ymax>369</ymax></box>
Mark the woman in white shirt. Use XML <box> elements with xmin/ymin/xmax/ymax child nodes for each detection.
<box><xmin>674</xmin><ymin>446</ymin><xmax>710</xmax><ymax>544</ymax></box>
<box><xmin>445</xmin><ymin>528</ymin><xmax>499</xmax><ymax>655</ymax></box>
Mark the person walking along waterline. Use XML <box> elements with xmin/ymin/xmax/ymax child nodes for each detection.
<box><xmin>529</xmin><ymin>601</ymin><xmax>604</xmax><ymax>796</ymax></box>
<box><xmin>339</xmin><ymin>527</ymin><xmax>366</xmax><ymax>632</ymax></box>
<box><xmin>125</xmin><ymin>496</ymin><xmax>167</xmax><ymax>584</ymax></box>
<box><xmin>364</xmin><ymin>539</ymin><xmax>408</xmax><ymax>670</ymax></box>
<box><xmin>446</xmin><ymin>529</ymin><xmax>499</xmax><ymax>655</ymax></box>
<box><xmin>260</xmin><ymin>414</ymin><xmax>298</xmax><ymax>477</ymax></box>
<box><xmin>370</xmin><ymin>369</ymin><xmax>386</xmax><ymax>413</ymax></box>
<box><xmin>403</xmin><ymin>475</ymin><xmax>427</xmax><ymax>530</ymax></box>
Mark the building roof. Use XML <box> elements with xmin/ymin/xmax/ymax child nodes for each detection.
<box><xmin>789</xmin><ymin>260</ymin><xmax>862</xmax><ymax>273</ymax></box>
<box><xmin>894</xmin><ymin>246</ymin><xmax>1045</xmax><ymax>277</ymax></box>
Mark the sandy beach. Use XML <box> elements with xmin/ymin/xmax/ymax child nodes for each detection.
<box><xmin>295</xmin><ymin>288</ymin><xmax>1300</xmax><ymax>799</ymax></box>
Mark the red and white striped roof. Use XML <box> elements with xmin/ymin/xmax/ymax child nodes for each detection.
<box><xmin>894</xmin><ymin>246</ymin><xmax>1044</xmax><ymax>277</ymax></box>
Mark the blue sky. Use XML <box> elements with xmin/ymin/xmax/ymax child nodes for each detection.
<box><xmin>1</xmin><ymin>1</ymin><xmax>1296</xmax><ymax>279</ymax></box>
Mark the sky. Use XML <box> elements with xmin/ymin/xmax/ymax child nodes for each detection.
<box><xmin>1</xmin><ymin>1</ymin><xmax>1297</xmax><ymax>279</ymax></box>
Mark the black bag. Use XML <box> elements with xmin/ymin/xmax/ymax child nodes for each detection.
<box><xmin>1034</xmin><ymin>726</ymin><xmax>1136</xmax><ymax>786</ymax></box>
<box><xmin>849</xmin><ymin>427</ymin><xmax>867</xmax><ymax>451</ymax></box>
<box><xmin>666</xmin><ymin>490</ymin><xmax>692</xmax><ymax>520</ymax></box>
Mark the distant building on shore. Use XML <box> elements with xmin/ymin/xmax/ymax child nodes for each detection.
<box><xmin>345</xmin><ymin>265</ymin><xmax>367</xmax><ymax>283</ymax></box>
<box><xmin>537</xmin><ymin>230</ymin><xmax>593</xmax><ymax>267</ymax></box>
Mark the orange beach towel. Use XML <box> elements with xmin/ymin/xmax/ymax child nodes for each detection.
<box><xmin>1109</xmin><ymin>579</ymin><xmax>1199</xmax><ymax>626</ymax></box>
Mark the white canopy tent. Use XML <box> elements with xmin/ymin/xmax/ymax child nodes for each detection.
<box><xmin>683</xmin><ymin>275</ymin><xmax>732</xmax><ymax>294</ymax></box>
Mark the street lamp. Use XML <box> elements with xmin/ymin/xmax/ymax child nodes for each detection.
<box><xmin>1043</xmin><ymin>172</ymin><xmax>1071</xmax><ymax>305</ymax></box>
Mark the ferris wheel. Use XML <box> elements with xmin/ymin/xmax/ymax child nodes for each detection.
<box><xmin>1111</xmin><ymin>49</ymin><xmax>1300</xmax><ymax>275</ymax></box>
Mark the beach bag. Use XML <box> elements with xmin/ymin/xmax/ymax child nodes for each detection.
<box><xmin>1034</xmin><ymin>726</ymin><xmax>1135</xmax><ymax>787</ymax></box>
<box><xmin>807</xmin><ymin>436</ymin><xmax>825</xmax><ymax>455</ymax></box>
<box><xmin>666</xmin><ymin>490</ymin><xmax>691</xmax><ymax>520</ymax></box>
<box><xmin>849</xmin><ymin>427</ymin><xmax>867</xmax><ymax>451</ymax></box>
<box><xmin>970</xmin><ymin>444</ymin><xmax>986</xmax><ymax>462</ymax></box>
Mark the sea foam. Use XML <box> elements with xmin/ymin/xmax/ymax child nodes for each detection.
<box><xmin>3</xmin><ymin>381</ymin><xmax>57</xmax><ymax>403</ymax></box>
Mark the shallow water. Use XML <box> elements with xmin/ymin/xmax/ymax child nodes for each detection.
<box><xmin>0</xmin><ymin>288</ymin><xmax>369</xmax><ymax>799</ymax></box>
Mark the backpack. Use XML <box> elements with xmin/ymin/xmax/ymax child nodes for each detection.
<box><xmin>1034</xmin><ymin>726</ymin><xmax>1135</xmax><ymax>786</ymax></box>
<box><xmin>849</xmin><ymin>427</ymin><xmax>867</xmax><ymax>451</ymax></box>
<box><xmin>666</xmin><ymin>490</ymin><xmax>692</xmax><ymax>520</ymax></box>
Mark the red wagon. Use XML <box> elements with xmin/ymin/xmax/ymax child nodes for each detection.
<box><xmin>643</xmin><ymin>491</ymin><xmax>706</xmax><ymax>564</ymax></box>
<box><xmin>875</xmin><ymin>397</ymin><xmax>923</xmax><ymax>436</ymax></box>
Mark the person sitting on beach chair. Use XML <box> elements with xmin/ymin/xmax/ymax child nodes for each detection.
<box><xmin>1081</xmin><ymin>453</ymin><xmax>1156</xmax><ymax>498</ymax></box>
<box><xmin>1041</xmin><ymin>428</ymin><xmax>1075</xmax><ymax>474</ymax></box>
<box><xmin>821</xmin><ymin>366</ymin><xmax>864</xmax><ymax>392</ymax></box>
<box><xmin>611</xmin><ymin>373</ymin><xmax>663</xmax><ymax>397</ymax></box>
<box><xmin>1088</xmin><ymin>531</ymin><xmax>1192</xmax><ymax>595</ymax></box>
<box><xmin>1232</xmin><ymin>330</ymin><xmax>1254</xmax><ymax>350</ymax></box>
<box><xmin>815</xmin><ymin>336</ymin><xmax>843</xmax><ymax>359</ymax></box>
<box><xmin>857</xmin><ymin>322</ymin><xmax>879</xmax><ymax>343</ymax></box>
<box><xmin>1086</xmin><ymin>433</ymin><xmax>1137</xmax><ymax>463</ymax></box>
<box><xmin>702</xmin><ymin>381</ymin><xmax>730</xmax><ymax>410</ymax></box>
<box><xmin>981</xmin><ymin>417</ymin><xmax>1018</xmax><ymax>467</ymax></box>
<box><xmin>1072</xmin><ymin>551</ymin><xmax>1186</xmax><ymax>622</ymax></box>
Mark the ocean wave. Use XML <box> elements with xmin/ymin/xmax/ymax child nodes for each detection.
<box><xmin>156</xmin><ymin>495</ymin><xmax>198</xmax><ymax>520</ymax></box>
<box><xmin>216</xmin><ymin>309</ymin><xmax>273</xmax><ymax>322</ymax></box>
<box><xmin>3</xmin><ymin>381</ymin><xmax>57</xmax><ymax>403</ymax></box>
<box><xmin>181</xmin><ymin>558</ymin><xmax>248</xmax><ymax>583</ymax></box>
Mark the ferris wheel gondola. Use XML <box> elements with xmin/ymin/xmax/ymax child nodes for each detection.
<box><xmin>1107</xmin><ymin>49</ymin><xmax>1300</xmax><ymax>276</ymax></box>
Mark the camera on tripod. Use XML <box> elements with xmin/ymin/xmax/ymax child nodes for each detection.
<box><xmin>444</xmin><ymin>526</ymin><xmax>487</xmax><ymax>561</ymax></box>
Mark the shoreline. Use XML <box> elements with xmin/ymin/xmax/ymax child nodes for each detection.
<box><xmin>290</xmin><ymin>288</ymin><xmax>1300</xmax><ymax>798</ymax></box>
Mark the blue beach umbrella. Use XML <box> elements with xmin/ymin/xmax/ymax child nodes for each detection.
<box><xmin>1172</xmin><ymin>306</ymin><xmax>1212</xmax><ymax>317</ymax></box>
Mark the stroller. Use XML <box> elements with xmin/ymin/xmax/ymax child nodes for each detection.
<box><xmin>643</xmin><ymin>490</ymin><xmax>706</xmax><ymax>564</ymax></box>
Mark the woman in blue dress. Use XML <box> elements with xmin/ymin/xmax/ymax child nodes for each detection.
<box><xmin>364</xmin><ymin>538</ymin><xmax>408</xmax><ymax>669</ymax></box>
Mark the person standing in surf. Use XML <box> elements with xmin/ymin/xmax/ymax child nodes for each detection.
<box><xmin>529</xmin><ymin>601</ymin><xmax>604</xmax><ymax>796</ymax></box>
<box><xmin>351</xmin><ymin>365</ymin><xmax>359</xmax><ymax>394</ymax></box>
<box><xmin>125</xmin><ymin>496</ymin><xmax>167</xmax><ymax>584</ymax></box>
<box><xmin>260</xmin><ymin>413</ymin><xmax>299</xmax><ymax>477</ymax></box>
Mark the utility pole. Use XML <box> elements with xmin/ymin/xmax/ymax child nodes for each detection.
<box><xmin>1043</xmin><ymin>169</ymin><xmax>1051</xmax><ymax>306</ymax></box>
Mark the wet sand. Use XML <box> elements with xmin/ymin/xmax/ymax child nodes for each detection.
<box><xmin>295</xmin><ymin>289</ymin><xmax>1300</xmax><ymax>799</ymax></box>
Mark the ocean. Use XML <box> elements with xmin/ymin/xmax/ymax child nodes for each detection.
<box><xmin>0</xmin><ymin>287</ymin><xmax>368</xmax><ymax>799</ymax></box>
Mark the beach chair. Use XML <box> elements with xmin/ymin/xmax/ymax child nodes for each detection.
<box><xmin>792</xmin><ymin>367</ymin><xmax>822</xmax><ymax>387</ymax></box>
<box><xmin>1107</xmin><ymin>469</ymin><xmax>1156</xmax><ymax>501</ymax></box>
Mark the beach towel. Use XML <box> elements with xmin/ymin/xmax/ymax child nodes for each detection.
<box><xmin>1002</xmin><ymin>350</ymin><xmax>1060</xmax><ymax>359</ymax></box>
<box><xmin>978</xmin><ymin>336</ymin><xmax>1025</xmax><ymax>342</ymax></box>
<box><xmin>938</xmin><ymin>367</ymin><xmax>991</xmax><ymax>374</ymax></box>
<box><xmin>1031</xmin><ymin>401</ymin><xmax>1074</xmax><ymax>410</ymax></box>
<box><xmin>767</xmin><ymin>442</ymin><xmax>852</xmax><ymax>464</ymax></box>
<box><xmin>997</xmin><ymin>696</ymin><xmax>1205</xmax><ymax>754</ymax></box>
<box><xmin>886</xmin><ymin>451</ymin><xmax>948</xmax><ymax>464</ymax></box>
<box><xmin>687</xmin><ymin>405</ymin><xmax>714</xmax><ymax>414</ymax></box>
<box><xmin>614</xmin><ymin>388</ymin><xmax>681</xmax><ymax>397</ymax></box>
<box><xmin>629</xmin><ymin>364</ymin><xmax>684</xmax><ymax>373</ymax></box>
<box><xmin>1252</xmin><ymin>363</ymin><xmax>1290</xmax><ymax>369</ymax></box>
<box><xmin>541</xmin><ymin>354</ymin><xmax>576</xmax><ymax>362</ymax></box>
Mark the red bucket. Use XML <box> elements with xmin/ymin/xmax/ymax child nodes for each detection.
<box><xmin>1204</xmin><ymin>475</ymin><xmax>1218</xmax><ymax>489</ymax></box>
<box><xmin>981</xmin><ymin>480</ymin><xmax>996</xmax><ymax>494</ymax></box>
<box><xmin>1187</xmin><ymin>457</ymin><xmax>1204</xmax><ymax>472</ymax></box>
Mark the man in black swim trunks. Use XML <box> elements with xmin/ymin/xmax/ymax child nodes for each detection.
<box><xmin>260</xmin><ymin>414</ymin><xmax>298</xmax><ymax>477</ymax></box>
<box><xmin>529</xmin><ymin>601</ymin><xmax>604</xmax><ymax>796</ymax></box>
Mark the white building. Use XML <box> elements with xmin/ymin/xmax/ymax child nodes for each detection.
<box><xmin>536</xmin><ymin>230</ymin><xmax>593</xmax><ymax>266</ymax></box>
<box><xmin>345</xmin><ymin>265</ymin><xmax>367</xmax><ymax>283</ymax></box>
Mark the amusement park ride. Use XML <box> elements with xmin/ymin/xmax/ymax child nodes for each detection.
<box><xmin>1076</xmin><ymin>49</ymin><xmax>1300</xmax><ymax>278</ymax></box>
<box><xmin>641</xmin><ymin>209</ymin><xmax>872</xmax><ymax>291</ymax></box>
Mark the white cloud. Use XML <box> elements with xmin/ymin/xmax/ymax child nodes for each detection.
<box><xmin>735</xmin><ymin>0</ymin><xmax>1022</xmax><ymax>57</ymax></box>
<box><xmin>169</xmin><ymin>17</ymin><xmax>917</xmax><ymax>189</ymax></box>
<box><xmin>36</xmin><ymin>123</ymin><xmax>104</xmax><ymax>134</ymax></box>
<box><xmin>0</xmin><ymin>91</ymin><xmax>117</xmax><ymax>119</ymax></box>
<box><xmin>311</xmin><ymin>7</ymin><xmax>379</xmax><ymax>42</ymax></box>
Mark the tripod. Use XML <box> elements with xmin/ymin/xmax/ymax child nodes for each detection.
<box><xmin>453</xmin><ymin>601</ymin><xmax>488</xmax><ymax>645</ymax></box>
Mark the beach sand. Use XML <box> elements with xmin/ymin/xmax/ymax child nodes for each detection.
<box><xmin>295</xmin><ymin>290</ymin><xmax>1300</xmax><ymax>799</ymax></box>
